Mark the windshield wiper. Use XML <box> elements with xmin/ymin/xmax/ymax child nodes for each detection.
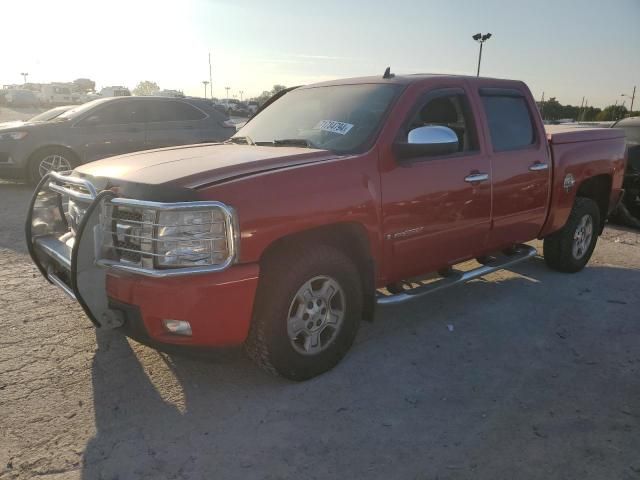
<box><xmin>225</xmin><ymin>136</ymin><xmax>255</xmax><ymax>146</ymax></box>
<box><xmin>256</xmin><ymin>138</ymin><xmax>316</xmax><ymax>148</ymax></box>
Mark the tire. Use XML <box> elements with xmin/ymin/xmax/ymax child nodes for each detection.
<box><xmin>245</xmin><ymin>244</ymin><xmax>362</xmax><ymax>381</ymax></box>
<box><xmin>28</xmin><ymin>147</ymin><xmax>79</xmax><ymax>184</ymax></box>
<box><xmin>543</xmin><ymin>197</ymin><xmax>600</xmax><ymax>273</ymax></box>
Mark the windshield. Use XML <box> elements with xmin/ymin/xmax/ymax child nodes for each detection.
<box><xmin>618</xmin><ymin>125</ymin><xmax>640</xmax><ymax>144</ymax></box>
<box><xmin>234</xmin><ymin>84</ymin><xmax>401</xmax><ymax>153</ymax></box>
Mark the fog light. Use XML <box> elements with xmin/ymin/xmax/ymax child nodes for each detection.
<box><xmin>163</xmin><ymin>319</ymin><xmax>192</xmax><ymax>336</ymax></box>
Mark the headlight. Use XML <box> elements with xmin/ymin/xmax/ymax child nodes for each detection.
<box><xmin>0</xmin><ymin>131</ymin><xmax>28</xmax><ymax>141</ymax></box>
<box><xmin>103</xmin><ymin>201</ymin><xmax>237</xmax><ymax>271</ymax></box>
<box><xmin>155</xmin><ymin>208</ymin><xmax>230</xmax><ymax>267</ymax></box>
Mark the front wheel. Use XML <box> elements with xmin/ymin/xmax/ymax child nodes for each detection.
<box><xmin>543</xmin><ymin>197</ymin><xmax>600</xmax><ymax>273</ymax></box>
<box><xmin>245</xmin><ymin>244</ymin><xmax>362</xmax><ymax>381</ymax></box>
<box><xmin>28</xmin><ymin>147</ymin><xmax>79</xmax><ymax>184</ymax></box>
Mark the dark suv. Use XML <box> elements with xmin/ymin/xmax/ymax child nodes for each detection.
<box><xmin>0</xmin><ymin>96</ymin><xmax>235</xmax><ymax>182</ymax></box>
<box><xmin>611</xmin><ymin>116</ymin><xmax>640</xmax><ymax>226</ymax></box>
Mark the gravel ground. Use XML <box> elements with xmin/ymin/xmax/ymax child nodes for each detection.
<box><xmin>1</xmin><ymin>179</ymin><xmax>639</xmax><ymax>480</ymax></box>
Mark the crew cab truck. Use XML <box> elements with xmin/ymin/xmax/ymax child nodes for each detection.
<box><xmin>27</xmin><ymin>73</ymin><xmax>627</xmax><ymax>380</ymax></box>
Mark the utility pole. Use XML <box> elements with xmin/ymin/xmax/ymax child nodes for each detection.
<box><xmin>540</xmin><ymin>91</ymin><xmax>545</xmax><ymax>119</ymax></box>
<box><xmin>202</xmin><ymin>80</ymin><xmax>209</xmax><ymax>99</ymax></box>
<box><xmin>239</xmin><ymin>90</ymin><xmax>244</xmax><ymax>102</ymax></box>
<box><xmin>579</xmin><ymin>96</ymin><xmax>585</xmax><ymax>121</ymax></box>
<box><xmin>472</xmin><ymin>33</ymin><xmax>492</xmax><ymax>76</ymax></box>
<box><xmin>208</xmin><ymin>52</ymin><xmax>213</xmax><ymax>100</ymax></box>
<box><xmin>621</xmin><ymin>86</ymin><xmax>636</xmax><ymax>116</ymax></box>
<box><xmin>225</xmin><ymin>86</ymin><xmax>230</xmax><ymax>107</ymax></box>
<box><xmin>20</xmin><ymin>72</ymin><xmax>29</xmax><ymax>84</ymax></box>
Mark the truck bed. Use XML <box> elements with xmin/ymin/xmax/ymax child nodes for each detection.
<box><xmin>545</xmin><ymin>125</ymin><xmax>625</xmax><ymax>144</ymax></box>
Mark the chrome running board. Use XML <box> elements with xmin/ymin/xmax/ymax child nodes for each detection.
<box><xmin>376</xmin><ymin>244</ymin><xmax>538</xmax><ymax>305</ymax></box>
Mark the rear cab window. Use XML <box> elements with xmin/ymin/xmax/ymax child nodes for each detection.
<box><xmin>480</xmin><ymin>88</ymin><xmax>536</xmax><ymax>152</ymax></box>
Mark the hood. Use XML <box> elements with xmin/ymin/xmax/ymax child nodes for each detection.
<box><xmin>75</xmin><ymin>143</ymin><xmax>342</xmax><ymax>188</ymax></box>
<box><xmin>0</xmin><ymin>120</ymin><xmax>25</xmax><ymax>129</ymax></box>
<box><xmin>0</xmin><ymin>120</ymin><xmax>63</xmax><ymax>132</ymax></box>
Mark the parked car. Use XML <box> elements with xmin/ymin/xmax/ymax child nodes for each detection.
<box><xmin>0</xmin><ymin>96</ymin><xmax>235</xmax><ymax>182</ymax></box>
<box><xmin>610</xmin><ymin>116</ymin><xmax>640</xmax><ymax>226</ymax></box>
<box><xmin>0</xmin><ymin>105</ymin><xmax>74</xmax><ymax>129</ymax></box>
<box><xmin>4</xmin><ymin>89</ymin><xmax>40</xmax><ymax>107</ymax></box>
<box><xmin>26</xmin><ymin>73</ymin><xmax>626</xmax><ymax>380</ymax></box>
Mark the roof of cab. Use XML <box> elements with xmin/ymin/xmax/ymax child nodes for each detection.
<box><xmin>300</xmin><ymin>73</ymin><xmax>517</xmax><ymax>89</ymax></box>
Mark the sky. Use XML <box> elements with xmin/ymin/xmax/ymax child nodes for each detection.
<box><xmin>2</xmin><ymin>0</ymin><xmax>639</xmax><ymax>108</ymax></box>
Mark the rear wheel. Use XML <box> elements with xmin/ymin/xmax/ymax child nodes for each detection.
<box><xmin>245</xmin><ymin>244</ymin><xmax>362</xmax><ymax>381</ymax></box>
<box><xmin>543</xmin><ymin>197</ymin><xmax>600</xmax><ymax>273</ymax></box>
<box><xmin>28</xmin><ymin>147</ymin><xmax>78</xmax><ymax>183</ymax></box>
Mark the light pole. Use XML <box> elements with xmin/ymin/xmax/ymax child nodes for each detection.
<box><xmin>208</xmin><ymin>51</ymin><xmax>213</xmax><ymax>100</ymax></box>
<box><xmin>20</xmin><ymin>72</ymin><xmax>29</xmax><ymax>84</ymax></box>
<box><xmin>225</xmin><ymin>86</ymin><xmax>230</xmax><ymax>108</ymax></box>
<box><xmin>621</xmin><ymin>86</ymin><xmax>636</xmax><ymax>115</ymax></box>
<box><xmin>472</xmin><ymin>33</ymin><xmax>492</xmax><ymax>77</ymax></box>
<box><xmin>202</xmin><ymin>80</ymin><xmax>209</xmax><ymax>99</ymax></box>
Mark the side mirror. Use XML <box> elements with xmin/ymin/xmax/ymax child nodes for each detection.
<box><xmin>394</xmin><ymin>125</ymin><xmax>458</xmax><ymax>160</ymax></box>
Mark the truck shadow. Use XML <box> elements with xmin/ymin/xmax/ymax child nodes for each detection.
<box><xmin>80</xmin><ymin>259</ymin><xmax>640</xmax><ymax>479</ymax></box>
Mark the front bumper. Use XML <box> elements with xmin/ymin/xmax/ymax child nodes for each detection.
<box><xmin>106</xmin><ymin>264</ymin><xmax>259</xmax><ymax>346</ymax></box>
<box><xmin>0</xmin><ymin>141</ymin><xmax>30</xmax><ymax>177</ymax></box>
<box><xmin>26</xmin><ymin>171</ymin><xmax>259</xmax><ymax>347</ymax></box>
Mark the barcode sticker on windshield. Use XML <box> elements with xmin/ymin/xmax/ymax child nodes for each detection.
<box><xmin>314</xmin><ymin>120</ymin><xmax>354</xmax><ymax>135</ymax></box>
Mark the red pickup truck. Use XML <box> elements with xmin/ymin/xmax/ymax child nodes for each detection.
<box><xmin>27</xmin><ymin>73</ymin><xmax>627</xmax><ymax>380</ymax></box>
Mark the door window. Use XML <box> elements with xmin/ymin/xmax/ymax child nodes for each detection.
<box><xmin>79</xmin><ymin>100</ymin><xmax>144</xmax><ymax>125</ymax></box>
<box><xmin>481</xmin><ymin>94</ymin><xmax>535</xmax><ymax>151</ymax></box>
<box><xmin>404</xmin><ymin>92</ymin><xmax>479</xmax><ymax>153</ymax></box>
<box><xmin>145</xmin><ymin>100</ymin><xmax>207</xmax><ymax>123</ymax></box>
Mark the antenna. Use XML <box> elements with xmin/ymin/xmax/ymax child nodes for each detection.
<box><xmin>383</xmin><ymin>67</ymin><xmax>394</xmax><ymax>79</ymax></box>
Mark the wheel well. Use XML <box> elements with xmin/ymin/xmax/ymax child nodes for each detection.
<box><xmin>259</xmin><ymin>223</ymin><xmax>377</xmax><ymax>321</ymax></box>
<box><xmin>576</xmin><ymin>174</ymin><xmax>612</xmax><ymax>232</ymax></box>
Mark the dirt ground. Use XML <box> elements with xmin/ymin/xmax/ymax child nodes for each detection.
<box><xmin>1</xmin><ymin>178</ymin><xmax>639</xmax><ymax>480</ymax></box>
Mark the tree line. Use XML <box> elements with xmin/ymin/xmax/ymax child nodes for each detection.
<box><xmin>537</xmin><ymin>97</ymin><xmax>638</xmax><ymax>122</ymax></box>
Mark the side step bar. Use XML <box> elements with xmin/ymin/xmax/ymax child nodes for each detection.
<box><xmin>376</xmin><ymin>244</ymin><xmax>538</xmax><ymax>305</ymax></box>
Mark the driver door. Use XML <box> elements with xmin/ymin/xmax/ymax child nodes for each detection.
<box><xmin>380</xmin><ymin>86</ymin><xmax>492</xmax><ymax>281</ymax></box>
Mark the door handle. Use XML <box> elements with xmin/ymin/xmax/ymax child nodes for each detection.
<box><xmin>529</xmin><ymin>162</ymin><xmax>549</xmax><ymax>171</ymax></box>
<box><xmin>464</xmin><ymin>173</ymin><xmax>490</xmax><ymax>183</ymax></box>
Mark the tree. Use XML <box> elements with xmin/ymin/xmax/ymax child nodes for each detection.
<box><xmin>595</xmin><ymin>105</ymin><xmax>628</xmax><ymax>122</ymax></box>
<box><xmin>537</xmin><ymin>97</ymin><xmax>602</xmax><ymax>122</ymax></box>
<box><xmin>133</xmin><ymin>80</ymin><xmax>160</xmax><ymax>96</ymax></box>
<box><xmin>73</xmin><ymin>78</ymin><xmax>95</xmax><ymax>93</ymax></box>
<box><xmin>254</xmin><ymin>84</ymin><xmax>288</xmax><ymax>106</ymax></box>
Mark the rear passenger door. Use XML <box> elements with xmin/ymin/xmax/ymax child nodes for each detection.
<box><xmin>477</xmin><ymin>88</ymin><xmax>550</xmax><ymax>248</ymax></box>
<box><xmin>143</xmin><ymin>99</ymin><xmax>209</xmax><ymax>149</ymax></box>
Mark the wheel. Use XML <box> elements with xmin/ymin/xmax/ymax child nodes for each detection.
<box><xmin>245</xmin><ymin>244</ymin><xmax>362</xmax><ymax>381</ymax></box>
<box><xmin>28</xmin><ymin>147</ymin><xmax>79</xmax><ymax>184</ymax></box>
<box><xmin>543</xmin><ymin>197</ymin><xmax>600</xmax><ymax>273</ymax></box>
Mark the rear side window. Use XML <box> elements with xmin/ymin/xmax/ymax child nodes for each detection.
<box><xmin>481</xmin><ymin>95</ymin><xmax>535</xmax><ymax>151</ymax></box>
<box><xmin>145</xmin><ymin>100</ymin><xmax>207</xmax><ymax>122</ymax></box>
